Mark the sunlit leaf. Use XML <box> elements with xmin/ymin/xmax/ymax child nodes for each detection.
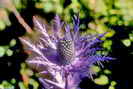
<box><xmin>18</xmin><ymin>82</ymin><xmax>26</xmax><ymax>89</ymax></box>
<box><xmin>104</xmin><ymin>69</ymin><xmax>112</xmax><ymax>74</ymax></box>
<box><xmin>10</xmin><ymin>78</ymin><xmax>16</xmax><ymax>84</ymax></box>
<box><xmin>111</xmin><ymin>81</ymin><xmax>117</xmax><ymax>86</ymax></box>
<box><xmin>91</xmin><ymin>65</ymin><xmax>101</xmax><ymax>73</ymax></box>
<box><xmin>109</xmin><ymin>86</ymin><xmax>115</xmax><ymax>89</ymax></box>
<box><xmin>6</xmin><ymin>49</ymin><xmax>13</xmax><ymax>56</ymax></box>
<box><xmin>122</xmin><ymin>39</ymin><xmax>131</xmax><ymax>47</ymax></box>
<box><xmin>94</xmin><ymin>75</ymin><xmax>109</xmax><ymax>85</ymax></box>
<box><xmin>0</xmin><ymin>20</ymin><xmax>6</xmax><ymax>30</ymax></box>
<box><xmin>0</xmin><ymin>46</ymin><xmax>5</xmax><ymax>57</ymax></box>
<box><xmin>0</xmin><ymin>85</ymin><xmax>4</xmax><ymax>89</ymax></box>
<box><xmin>10</xmin><ymin>39</ymin><xmax>16</xmax><ymax>47</ymax></box>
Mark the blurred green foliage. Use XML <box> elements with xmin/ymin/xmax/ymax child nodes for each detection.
<box><xmin>0</xmin><ymin>39</ymin><xmax>16</xmax><ymax>57</ymax></box>
<box><xmin>91</xmin><ymin>65</ymin><xmax>117</xmax><ymax>88</ymax></box>
<box><xmin>0</xmin><ymin>0</ymin><xmax>132</xmax><ymax>89</ymax></box>
<box><xmin>94</xmin><ymin>74</ymin><xmax>109</xmax><ymax>85</ymax></box>
<box><xmin>0</xmin><ymin>63</ymin><xmax>39</xmax><ymax>89</ymax></box>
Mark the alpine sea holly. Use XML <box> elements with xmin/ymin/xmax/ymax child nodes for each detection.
<box><xmin>20</xmin><ymin>14</ymin><xmax>112</xmax><ymax>89</ymax></box>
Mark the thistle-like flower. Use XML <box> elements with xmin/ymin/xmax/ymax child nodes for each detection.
<box><xmin>20</xmin><ymin>15</ymin><xmax>112</xmax><ymax>89</ymax></box>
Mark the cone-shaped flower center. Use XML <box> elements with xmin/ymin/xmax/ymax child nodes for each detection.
<box><xmin>58</xmin><ymin>39</ymin><xmax>75</xmax><ymax>65</ymax></box>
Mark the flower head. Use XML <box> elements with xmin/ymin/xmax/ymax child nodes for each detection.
<box><xmin>20</xmin><ymin>15</ymin><xmax>112</xmax><ymax>89</ymax></box>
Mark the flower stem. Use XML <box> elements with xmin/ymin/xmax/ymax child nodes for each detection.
<box><xmin>12</xmin><ymin>8</ymin><xmax>33</xmax><ymax>34</ymax></box>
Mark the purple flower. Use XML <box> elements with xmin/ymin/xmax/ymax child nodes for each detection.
<box><xmin>20</xmin><ymin>15</ymin><xmax>112</xmax><ymax>89</ymax></box>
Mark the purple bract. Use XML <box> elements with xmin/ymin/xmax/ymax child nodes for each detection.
<box><xmin>20</xmin><ymin>15</ymin><xmax>112</xmax><ymax>89</ymax></box>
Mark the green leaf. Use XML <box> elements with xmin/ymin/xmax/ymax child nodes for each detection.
<box><xmin>94</xmin><ymin>75</ymin><xmax>109</xmax><ymax>85</ymax></box>
<box><xmin>0</xmin><ymin>20</ymin><xmax>6</xmax><ymax>31</ymax></box>
<box><xmin>6</xmin><ymin>49</ymin><xmax>13</xmax><ymax>56</ymax></box>
<box><xmin>91</xmin><ymin>65</ymin><xmax>101</xmax><ymax>73</ymax></box>
<box><xmin>0</xmin><ymin>46</ymin><xmax>5</xmax><ymax>57</ymax></box>
<box><xmin>10</xmin><ymin>39</ymin><xmax>16</xmax><ymax>47</ymax></box>
<box><xmin>111</xmin><ymin>81</ymin><xmax>117</xmax><ymax>86</ymax></box>
<box><xmin>122</xmin><ymin>39</ymin><xmax>131</xmax><ymax>47</ymax></box>
<box><xmin>104</xmin><ymin>69</ymin><xmax>112</xmax><ymax>74</ymax></box>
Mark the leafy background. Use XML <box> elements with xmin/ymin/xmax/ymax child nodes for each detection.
<box><xmin>0</xmin><ymin>0</ymin><xmax>132</xmax><ymax>89</ymax></box>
